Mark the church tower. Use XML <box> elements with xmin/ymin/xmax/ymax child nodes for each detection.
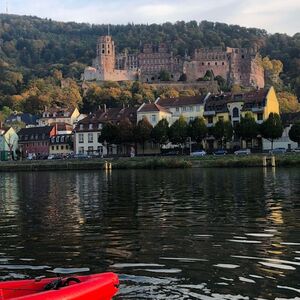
<box><xmin>97</xmin><ymin>36</ymin><xmax>115</xmax><ymax>76</ymax></box>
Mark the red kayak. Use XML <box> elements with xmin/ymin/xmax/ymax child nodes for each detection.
<box><xmin>0</xmin><ymin>272</ymin><xmax>119</xmax><ymax>300</ymax></box>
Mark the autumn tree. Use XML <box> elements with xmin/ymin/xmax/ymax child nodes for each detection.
<box><xmin>277</xmin><ymin>91</ymin><xmax>300</xmax><ymax>113</ymax></box>
<box><xmin>212</xmin><ymin>120</ymin><xmax>233</xmax><ymax>149</ymax></box>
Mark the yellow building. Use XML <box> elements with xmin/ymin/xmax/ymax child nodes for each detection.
<box><xmin>137</xmin><ymin>103</ymin><xmax>172</xmax><ymax>126</ymax></box>
<box><xmin>204</xmin><ymin>87</ymin><xmax>279</xmax><ymax>127</ymax></box>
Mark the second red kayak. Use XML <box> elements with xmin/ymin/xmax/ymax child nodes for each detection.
<box><xmin>0</xmin><ymin>272</ymin><xmax>119</xmax><ymax>300</ymax></box>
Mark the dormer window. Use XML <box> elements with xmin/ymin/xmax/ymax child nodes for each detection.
<box><xmin>89</xmin><ymin>123</ymin><xmax>93</xmax><ymax>130</ymax></box>
<box><xmin>98</xmin><ymin>123</ymin><xmax>102</xmax><ymax>129</ymax></box>
<box><xmin>232</xmin><ymin>107</ymin><xmax>239</xmax><ymax>118</ymax></box>
<box><xmin>56</xmin><ymin>136</ymin><xmax>60</xmax><ymax>143</ymax></box>
<box><xmin>79</xmin><ymin>124</ymin><xmax>83</xmax><ymax>130</ymax></box>
<box><xmin>61</xmin><ymin>136</ymin><xmax>65</xmax><ymax>143</ymax></box>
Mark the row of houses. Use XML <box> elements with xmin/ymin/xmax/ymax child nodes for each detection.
<box><xmin>0</xmin><ymin>86</ymin><xmax>299</xmax><ymax>160</ymax></box>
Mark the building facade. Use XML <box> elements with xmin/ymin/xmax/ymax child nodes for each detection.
<box><xmin>18</xmin><ymin>126</ymin><xmax>57</xmax><ymax>159</ymax></box>
<box><xmin>74</xmin><ymin>107</ymin><xmax>137</xmax><ymax>156</ymax></box>
<box><xmin>0</xmin><ymin>126</ymin><xmax>19</xmax><ymax>160</ymax></box>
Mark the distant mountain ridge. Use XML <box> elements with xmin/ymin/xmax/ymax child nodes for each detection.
<box><xmin>0</xmin><ymin>14</ymin><xmax>299</xmax><ymax>97</ymax></box>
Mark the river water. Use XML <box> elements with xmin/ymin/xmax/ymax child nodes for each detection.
<box><xmin>0</xmin><ymin>168</ymin><xmax>299</xmax><ymax>299</ymax></box>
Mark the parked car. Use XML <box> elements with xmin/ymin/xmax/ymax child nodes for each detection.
<box><xmin>47</xmin><ymin>154</ymin><xmax>55</xmax><ymax>160</ymax></box>
<box><xmin>292</xmin><ymin>147</ymin><xmax>300</xmax><ymax>153</ymax></box>
<box><xmin>234</xmin><ymin>148</ymin><xmax>251</xmax><ymax>155</ymax></box>
<box><xmin>213</xmin><ymin>149</ymin><xmax>227</xmax><ymax>156</ymax></box>
<box><xmin>190</xmin><ymin>150</ymin><xmax>206</xmax><ymax>157</ymax></box>
<box><xmin>269</xmin><ymin>148</ymin><xmax>286</xmax><ymax>154</ymax></box>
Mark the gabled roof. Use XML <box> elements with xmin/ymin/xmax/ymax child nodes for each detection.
<box><xmin>18</xmin><ymin>126</ymin><xmax>54</xmax><ymax>142</ymax></box>
<box><xmin>156</xmin><ymin>95</ymin><xmax>206</xmax><ymax>107</ymax></box>
<box><xmin>0</xmin><ymin>127</ymin><xmax>10</xmax><ymax>135</ymax></box>
<box><xmin>204</xmin><ymin>88</ymin><xmax>270</xmax><ymax>113</ymax></box>
<box><xmin>139</xmin><ymin>103</ymin><xmax>171</xmax><ymax>114</ymax></box>
<box><xmin>75</xmin><ymin>107</ymin><xmax>138</xmax><ymax>131</ymax></box>
<box><xmin>6</xmin><ymin>113</ymin><xmax>38</xmax><ymax>125</ymax></box>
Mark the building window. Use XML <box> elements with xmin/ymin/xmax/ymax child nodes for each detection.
<box><xmin>89</xmin><ymin>123</ymin><xmax>93</xmax><ymax>130</ymax></box>
<box><xmin>56</xmin><ymin>146</ymin><xmax>59</xmax><ymax>150</ymax></box>
<box><xmin>56</xmin><ymin>136</ymin><xmax>60</xmax><ymax>143</ymax></box>
<box><xmin>208</xmin><ymin>116</ymin><xmax>213</xmax><ymax>124</ymax></box>
<box><xmin>79</xmin><ymin>124</ymin><xmax>83</xmax><ymax>130</ymax></box>
<box><xmin>88</xmin><ymin>146</ymin><xmax>94</xmax><ymax>154</ymax></box>
<box><xmin>98</xmin><ymin>123</ymin><xmax>102</xmax><ymax>129</ymax></box>
<box><xmin>79</xmin><ymin>147</ymin><xmax>84</xmax><ymax>154</ymax></box>
<box><xmin>79</xmin><ymin>133</ymin><xmax>84</xmax><ymax>143</ymax></box>
<box><xmin>88</xmin><ymin>133</ymin><xmax>93</xmax><ymax>143</ymax></box>
<box><xmin>232</xmin><ymin>107</ymin><xmax>239</xmax><ymax>118</ymax></box>
<box><xmin>52</xmin><ymin>146</ymin><xmax>54</xmax><ymax>150</ymax></box>
<box><xmin>215</xmin><ymin>62</ymin><xmax>217</xmax><ymax>66</ymax></box>
<box><xmin>176</xmin><ymin>107</ymin><xmax>180</xmax><ymax>112</ymax></box>
<box><xmin>182</xmin><ymin>107</ymin><xmax>186</xmax><ymax>112</ymax></box>
<box><xmin>61</xmin><ymin>145</ymin><xmax>64</xmax><ymax>150</ymax></box>
<box><xmin>151</xmin><ymin>115</ymin><xmax>156</xmax><ymax>123</ymax></box>
<box><xmin>189</xmin><ymin>106</ymin><xmax>194</xmax><ymax>112</ymax></box>
<box><xmin>97</xmin><ymin>146</ymin><xmax>103</xmax><ymax>154</ymax></box>
<box><xmin>61</xmin><ymin>136</ymin><xmax>65</xmax><ymax>143</ymax></box>
<box><xmin>257</xmin><ymin>113</ymin><xmax>263</xmax><ymax>121</ymax></box>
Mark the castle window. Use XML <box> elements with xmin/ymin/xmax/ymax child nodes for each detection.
<box><xmin>222</xmin><ymin>62</ymin><xmax>225</xmax><ymax>65</ymax></box>
<box><xmin>232</xmin><ymin>107</ymin><xmax>239</xmax><ymax>118</ymax></box>
<box><xmin>102</xmin><ymin>50</ymin><xmax>105</xmax><ymax>54</ymax></box>
<box><xmin>215</xmin><ymin>62</ymin><xmax>217</xmax><ymax>66</ymax></box>
<box><xmin>108</xmin><ymin>50</ymin><xmax>110</xmax><ymax>54</ymax></box>
<box><xmin>208</xmin><ymin>62</ymin><xmax>210</xmax><ymax>66</ymax></box>
<box><xmin>202</xmin><ymin>62</ymin><xmax>204</xmax><ymax>66</ymax></box>
<box><xmin>242</xmin><ymin>55</ymin><xmax>245</xmax><ymax>59</ymax></box>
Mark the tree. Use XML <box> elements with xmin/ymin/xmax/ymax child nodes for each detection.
<box><xmin>178</xmin><ymin>73</ymin><xmax>187</xmax><ymax>82</ymax></box>
<box><xmin>212</xmin><ymin>120</ymin><xmax>233</xmax><ymax>149</ymax></box>
<box><xmin>289</xmin><ymin>122</ymin><xmax>300</xmax><ymax>147</ymax></box>
<box><xmin>188</xmin><ymin>117</ymin><xmax>207</xmax><ymax>145</ymax></box>
<box><xmin>117</xmin><ymin>118</ymin><xmax>134</xmax><ymax>155</ymax></box>
<box><xmin>159</xmin><ymin>70</ymin><xmax>171</xmax><ymax>82</ymax></box>
<box><xmin>98</xmin><ymin>122</ymin><xmax>119</xmax><ymax>145</ymax></box>
<box><xmin>169</xmin><ymin>115</ymin><xmax>188</xmax><ymax>153</ymax></box>
<box><xmin>260</xmin><ymin>113</ymin><xmax>284</xmax><ymax>150</ymax></box>
<box><xmin>151</xmin><ymin>118</ymin><xmax>169</xmax><ymax>148</ymax></box>
<box><xmin>277</xmin><ymin>91</ymin><xmax>300</xmax><ymax>113</ymax></box>
<box><xmin>135</xmin><ymin>116</ymin><xmax>153</xmax><ymax>154</ymax></box>
<box><xmin>235</xmin><ymin>113</ymin><xmax>259</xmax><ymax>147</ymax></box>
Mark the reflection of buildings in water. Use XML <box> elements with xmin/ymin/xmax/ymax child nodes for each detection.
<box><xmin>0</xmin><ymin>174</ymin><xmax>19</xmax><ymax>215</ymax></box>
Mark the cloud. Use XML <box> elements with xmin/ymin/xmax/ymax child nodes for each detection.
<box><xmin>7</xmin><ymin>0</ymin><xmax>300</xmax><ymax>35</ymax></box>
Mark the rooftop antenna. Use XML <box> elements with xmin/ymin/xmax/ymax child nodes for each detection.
<box><xmin>107</xmin><ymin>24</ymin><xmax>110</xmax><ymax>36</ymax></box>
<box><xmin>5</xmin><ymin>0</ymin><xmax>8</xmax><ymax>13</ymax></box>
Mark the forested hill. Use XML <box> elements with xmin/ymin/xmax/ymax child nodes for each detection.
<box><xmin>0</xmin><ymin>14</ymin><xmax>299</xmax><ymax>96</ymax></box>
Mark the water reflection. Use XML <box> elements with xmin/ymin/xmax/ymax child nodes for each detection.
<box><xmin>0</xmin><ymin>168</ymin><xmax>299</xmax><ymax>299</ymax></box>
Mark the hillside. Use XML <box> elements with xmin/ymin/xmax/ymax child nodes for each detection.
<box><xmin>0</xmin><ymin>14</ymin><xmax>299</xmax><ymax>104</ymax></box>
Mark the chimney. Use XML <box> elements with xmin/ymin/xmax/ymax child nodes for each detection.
<box><xmin>104</xmin><ymin>104</ymin><xmax>107</xmax><ymax>112</ymax></box>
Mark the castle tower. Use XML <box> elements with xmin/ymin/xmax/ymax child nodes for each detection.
<box><xmin>97</xmin><ymin>36</ymin><xmax>115</xmax><ymax>75</ymax></box>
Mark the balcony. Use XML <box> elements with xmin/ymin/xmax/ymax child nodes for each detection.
<box><xmin>252</xmin><ymin>107</ymin><xmax>264</xmax><ymax>113</ymax></box>
<box><xmin>203</xmin><ymin>111</ymin><xmax>216</xmax><ymax>117</ymax></box>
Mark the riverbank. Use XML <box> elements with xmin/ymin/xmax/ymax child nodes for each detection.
<box><xmin>1</xmin><ymin>154</ymin><xmax>300</xmax><ymax>172</ymax></box>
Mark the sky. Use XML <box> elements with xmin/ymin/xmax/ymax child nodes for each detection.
<box><xmin>2</xmin><ymin>0</ymin><xmax>300</xmax><ymax>35</ymax></box>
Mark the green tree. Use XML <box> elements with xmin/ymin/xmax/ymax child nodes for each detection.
<box><xmin>188</xmin><ymin>117</ymin><xmax>207</xmax><ymax>145</ymax></box>
<box><xmin>117</xmin><ymin>118</ymin><xmax>134</xmax><ymax>155</ymax></box>
<box><xmin>135</xmin><ymin>116</ymin><xmax>153</xmax><ymax>154</ymax></box>
<box><xmin>289</xmin><ymin>122</ymin><xmax>300</xmax><ymax>147</ymax></box>
<box><xmin>151</xmin><ymin>118</ymin><xmax>169</xmax><ymax>148</ymax></box>
<box><xmin>159</xmin><ymin>70</ymin><xmax>171</xmax><ymax>82</ymax></box>
<box><xmin>98</xmin><ymin>122</ymin><xmax>119</xmax><ymax>145</ymax></box>
<box><xmin>235</xmin><ymin>113</ymin><xmax>259</xmax><ymax>147</ymax></box>
<box><xmin>212</xmin><ymin>120</ymin><xmax>233</xmax><ymax>149</ymax></box>
<box><xmin>260</xmin><ymin>113</ymin><xmax>284</xmax><ymax>150</ymax></box>
<box><xmin>169</xmin><ymin>115</ymin><xmax>188</xmax><ymax>153</ymax></box>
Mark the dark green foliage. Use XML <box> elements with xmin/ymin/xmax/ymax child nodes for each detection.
<box><xmin>260</xmin><ymin>113</ymin><xmax>284</xmax><ymax>149</ymax></box>
<box><xmin>98</xmin><ymin>122</ymin><xmax>119</xmax><ymax>145</ymax></box>
<box><xmin>212</xmin><ymin>120</ymin><xmax>233</xmax><ymax>148</ymax></box>
<box><xmin>169</xmin><ymin>116</ymin><xmax>188</xmax><ymax>145</ymax></box>
<box><xmin>178</xmin><ymin>73</ymin><xmax>187</xmax><ymax>82</ymax></box>
<box><xmin>188</xmin><ymin>117</ymin><xmax>207</xmax><ymax>143</ymax></box>
<box><xmin>235</xmin><ymin>113</ymin><xmax>259</xmax><ymax>141</ymax></box>
<box><xmin>151</xmin><ymin>118</ymin><xmax>169</xmax><ymax>146</ymax></box>
<box><xmin>159</xmin><ymin>70</ymin><xmax>171</xmax><ymax>81</ymax></box>
<box><xmin>289</xmin><ymin>121</ymin><xmax>300</xmax><ymax>145</ymax></box>
<box><xmin>134</xmin><ymin>117</ymin><xmax>153</xmax><ymax>153</ymax></box>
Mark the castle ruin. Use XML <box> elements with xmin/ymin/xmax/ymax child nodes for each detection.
<box><xmin>82</xmin><ymin>35</ymin><xmax>264</xmax><ymax>89</ymax></box>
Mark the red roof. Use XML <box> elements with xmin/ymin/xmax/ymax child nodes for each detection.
<box><xmin>139</xmin><ymin>103</ymin><xmax>171</xmax><ymax>114</ymax></box>
<box><xmin>156</xmin><ymin>95</ymin><xmax>206</xmax><ymax>107</ymax></box>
